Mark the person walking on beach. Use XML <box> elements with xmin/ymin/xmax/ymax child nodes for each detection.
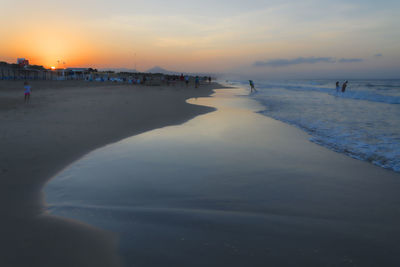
<box><xmin>249</xmin><ymin>80</ymin><xmax>256</xmax><ymax>93</ymax></box>
<box><xmin>24</xmin><ymin>81</ymin><xmax>31</xmax><ymax>103</ymax></box>
<box><xmin>180</xmin><ymin>73</ymin><xmax>184</xmax><ymax>87</ymax></box>
<box><xmin>208</xmin><ymin>76</ymin><xmax>212</xmax><ymax>84</ymax></box>
<box><xmin>336</xmin><ymin>81</ymin><xmax>340</xmax><ymax>93</ymax></box>
<box><xmin>195</xmin><ymin>76</ymin><xmax>200</xmax><ymax>88</ymax></box>
<box><xmin>185</xmin><ymin>75</ymin><xmax>189</xmax><ymax>87</ymax></box>
<box><xmin>342</xmin><ymin>81</ymin><xmax>348</xmax><ymax>93</ymax></box>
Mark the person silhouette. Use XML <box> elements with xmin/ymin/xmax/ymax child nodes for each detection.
<box><xmin>24</xmin><ymin>81</ymin><xmax>31</xmax><ymax>103</ymax></box>
<box><xmin>342</xmin><ymin>81</ymin><xmax>348</xmax><ymax>93</ymax></box>
<box><xmin>336</xmin><ymin>81</ymin><xmax>340</xmax><ymax>93</ymax></box>
<box><xmin>249</xmin><ymin>80</ymin><xmax>256</xmax><ymax>93</ymax></box>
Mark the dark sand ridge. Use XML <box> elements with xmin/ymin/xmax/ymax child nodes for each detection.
<box><xmin>0</xmin><ymin>80</ymin><xmax>219</xmax><ymax>267</ymax></box>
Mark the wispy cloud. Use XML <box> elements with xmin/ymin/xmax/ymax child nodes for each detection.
<box><xmin>338</xmin><ymin>58</ymin><xmax>363</xmax><ymax>63</ymax></box>
<box><xmin>254</xmin><ymin>57</ymin><xmax>335</xmax><ymax>67</ymax></box>
<box><xmin>254</xmin><ymin>56</ymin><xmax>366</xmax><ymax>67</ymax></box>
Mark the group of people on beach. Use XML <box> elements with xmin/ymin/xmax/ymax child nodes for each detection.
<box><xmin>247</xmin><ymin>80</ymin><xmax>349</xmax><ymax>95</ymax></box>
<box><xmin>22</xmin><ymin>74</ymin><xmax>212</xmax><ymax>103</ymax></box>
<box><xmin>159</xmin><ymin>74</ymin><xmax>211</xmax><ymax>88</ymax></box>
<box><xmin>336</xmin><ymin>81</ymin><xmax>348</xmax><ymax>93</ymax></box>
<box><xmin>167</xmin><ymin>74</ymin><xmax>207</xmax><ymax>88</ymax></box>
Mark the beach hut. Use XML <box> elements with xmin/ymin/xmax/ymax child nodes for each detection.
<box><xmin>64</xmin><ymin>68</ymin><xmax>90</xmax><ymax>80</ymax></box>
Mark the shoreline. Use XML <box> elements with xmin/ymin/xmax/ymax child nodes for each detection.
<box><xmin>0</xmin><ymin>80</ymin><xmax>222</xmax><ymax>267</ymax></box>
<box><xmin>45</xmin><ymin>87</ymin><xmax>400</xmax><ymax>266</ymax></box>
<box><xmin>238</xmin><ymin>79</ymin><xmax>400</xmax><ymax>173</ymax></box>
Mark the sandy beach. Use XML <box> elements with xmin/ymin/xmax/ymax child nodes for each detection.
<box><xmin>2</xmin><ymin>80</ymin><xmax>400</xmax><ymax>267</ymax></box>
<box><xmin>2</xmin><ymin>0</ymin><xmax>398</xmax><ymax>265</ymax></box>
<box><xmin>0</xmin><ymin>80</ymin><xmax>219</xmax><ymax>267</ymax></box>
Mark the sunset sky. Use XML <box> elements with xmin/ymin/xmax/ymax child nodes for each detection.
<box><xmin>1</xmin><ymin>0</ymin><xmax>399</xmax><ymax>78</ymax></box>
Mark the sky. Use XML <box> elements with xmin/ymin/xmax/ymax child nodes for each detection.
<box><xmin>1</xmin><ymin>0</ymin><xmax>399</xmax><ymax>78</ymax></box>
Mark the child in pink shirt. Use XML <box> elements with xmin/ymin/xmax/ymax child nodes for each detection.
<box><xmin>24</xmin><ymin>81</ymin><xmax>31</xmax><ymax>103</ymax></box>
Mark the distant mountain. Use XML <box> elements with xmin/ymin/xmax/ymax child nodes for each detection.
<box><xmin>146</xmin><ymin>66</ymin><xmax>179</xmax><ymax>75</ymax></box>
<box><xmin>99</xmin><ymin>68</ymin><xmax>138</xmax><ymax>73</ymax></box>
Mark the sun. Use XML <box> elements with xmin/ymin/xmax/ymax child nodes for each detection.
<box><xmin>51</xmin><ymin>66</ymin><xmax>56</xmax><ymax>70</ymax></box>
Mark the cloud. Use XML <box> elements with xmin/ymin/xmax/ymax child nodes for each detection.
<box><xmin>254</xmin><ymin>56</ymin><xmax>367</xmax><ymax>67</ymax></box>
<box><xmin>338</xmin><ymin>58</ymin><xmax>363</xmax><ymax>63</ymax></box>
<box><xmin>374</xmin><ymin>53</ymin><xmax>383</xmax><ymax>57</ymax></box>
<box><xmin>254</xmin><ymin>57</ymin><xmax>335</xmax><ymax>67</ymax></box>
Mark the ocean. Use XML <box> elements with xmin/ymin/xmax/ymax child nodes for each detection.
<box><xmin>229</xmin><ymin>79</ymin><xmax>400</xmax><ymax>172</ymax></box>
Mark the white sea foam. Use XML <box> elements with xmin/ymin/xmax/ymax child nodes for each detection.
<box><xmin>236</xmin><ymin>79</ymin><xmax>400</xmax><ymax>172</ymax></box>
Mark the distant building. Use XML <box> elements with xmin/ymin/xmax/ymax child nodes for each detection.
<box><xmin>17</xmin><ymin>58</ymin><xmax>29</xmax><ymax>67</ymax></box>
<box><xmin>65</xmin><ymin>68</ymin><xmax>89</xmax><ymax>73</ymax></box>
<box><xmin>51</xmin><ymin>67</ymin><xmax>92</xmax><ymax>80</ymax></box>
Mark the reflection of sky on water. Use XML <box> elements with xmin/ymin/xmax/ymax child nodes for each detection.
<box><xmin>45</xmin><ymin>88</ymin><xmax>400</xmax><ymax>267</ymax></box>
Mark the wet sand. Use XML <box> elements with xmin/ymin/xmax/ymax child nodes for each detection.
<box><xmin>0</xmin><ymin>80</ymin><xmax>219</xmax><ymax>267</ymax></box>
<box><xmin>46</xmin><ymin>88</ymin><xmax>400</xmax><ymax>267</ymax></box>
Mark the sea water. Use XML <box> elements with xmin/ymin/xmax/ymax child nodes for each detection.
<box><xmin>231</xmin><ymin>79</ymin><xmax>400</xmax><ymax>172</ymax></box>
<box><xmin>45</xmin><ymin>88</ymin><xmax>400</xmax><ymax>266</ymax></box>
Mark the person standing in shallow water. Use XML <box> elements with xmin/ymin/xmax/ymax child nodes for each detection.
<box><xmin>24</xmin><ymin>81</ymin><xmax>31</xmax><ymax>103</ymax></box>
<box><xmin>249</xmin><ymin>80</ymin><xmax>256</xmax><ymax>93</ymax></box>
<box><xmin>195</xmin><ymin>76</ymin><xmax>200</xmax><ymax>88</ymax></box>
<box><xmin>342</xmin><ymin>81</ymin><xmax>348</xmax><ymax>93</ymax></box>
<box><xmin>336</xmin><ymin>81</ymin><xmax>340</xmax><ymax>93</ymax></box>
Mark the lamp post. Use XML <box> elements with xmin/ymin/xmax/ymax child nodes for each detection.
<box><xmin>62</xmin><ymin>62</ymin><xmax>66</xmax><ymax>79</ymax></box>
<box><xmin>134</xmin><ymin>53</ymin><xmax>137</xmax><ymax>72</ymax></box>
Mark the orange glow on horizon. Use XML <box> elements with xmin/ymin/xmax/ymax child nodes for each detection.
<box><xmin>0</xmin><ymin>19</ymin><xmax>107</xmax><ymax>69</ymax></box>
